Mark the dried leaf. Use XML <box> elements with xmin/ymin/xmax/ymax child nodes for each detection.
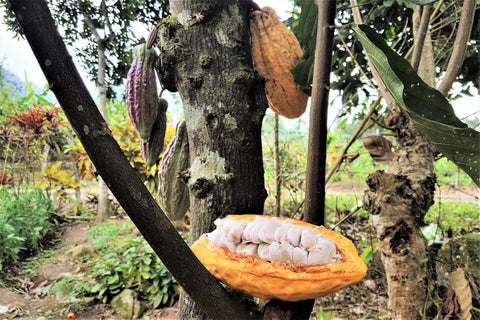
<box><xmin>449</xmin><ymin>268</ymin><xmax>472</xmax><ymax>320</ymax></box>
<box><xmin>362</xmin><ymin>136</ymin><xmax>394</xmax><ymax>165</ymax></box>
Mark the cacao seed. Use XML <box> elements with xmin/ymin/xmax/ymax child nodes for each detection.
<box><xmin>191</xmin><ymin>214</ymin><xmax>368</xmax><ymax>301</ymax></box>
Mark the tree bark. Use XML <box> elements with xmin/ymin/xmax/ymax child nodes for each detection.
<box><xmin>96</xmin><ymin>41</ymin><xmax>111</xmax><ymax>223</ymax></box>
<box><xmin>350</xmin><ymin>1</ymin><xmax>436</xmax><ymax>318</ymax></box>
<box><xmin>303</xmin><ymin>0</ymin><xmax>336</xmax><ymax>227</ymax></box>
<box><xmin>274</xmin><ymin>114</ymin><xmax>281</xmax><ymax>217</ymax></box>
<box><xmin>157</xmin><ymin>1</ymin><xmax>267</xmax><ymax>318</ymax></box>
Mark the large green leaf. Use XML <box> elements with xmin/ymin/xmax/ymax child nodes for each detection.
<box><xmin>291</xmin><ymin>0</ymin><xmax>317</xmax><ymax>95</ymax></box>
<box><xmin>353</xmin><ymin>24</ymin><xmax>479</xmax><ymax>186</ymax></box>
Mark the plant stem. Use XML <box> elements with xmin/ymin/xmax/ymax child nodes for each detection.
<box><xmin>304</xmin><ymin>0</ymin><xmax>336</xmax><ymax>227</ymax></box>
<box><xmin>411</xmin><ymin>4</ymin><xmax>432</xmax><ymax>72</ymax></box>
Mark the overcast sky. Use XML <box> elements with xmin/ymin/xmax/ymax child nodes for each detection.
<box><xmin>0</xmin><ymin>1</ymin><xmax>478</xmax><ymax>123</ymax></box>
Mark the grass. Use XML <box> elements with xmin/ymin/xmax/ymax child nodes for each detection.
<box><xmin>425</xmin><ymin>199</ymin><xmax>479</xmax><ymax>234</ymax></box>
<box><xmin>320</xmin><ymin>193</ymin><xmax>478</xmax><ymax>235</ymax></box>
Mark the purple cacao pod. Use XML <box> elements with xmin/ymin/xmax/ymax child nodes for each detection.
<box><xmin>158</xmin><ymin>121</ymin><xmax>190</xmax><ymax>221</ymax></box>
<box><xmin>126</xmin><ymin>44</ymin><xmax>159</xmax><ymax>140</ymax></box>
<box><xmin>140</xmin><ymin>98</ymin><xmax>168</xmax><ymax>168</ymax></box>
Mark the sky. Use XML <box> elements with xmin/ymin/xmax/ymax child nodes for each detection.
<box><xmin>0</xmin><ymin>1</ymin><xmax>478</xmax><ymax>127</ymax></box>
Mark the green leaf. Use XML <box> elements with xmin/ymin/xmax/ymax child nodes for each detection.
<box><xmin>420</xmin><ymin>223</ymin><xmax>444</xmax><ymax>243</ymax></box>
<box><xmin>24</xmin><ymin>71</ymin><xmax>34</xmax><ymax>94</ymax></box>
<box><xmin>291</xmin><ymin>0</ymin><xmax>317</xmax><ymax>94</ymax></box>
<box><xmin>353</xmin><ymin>24</ymin><xmax>480</xmax><ymax>186</ymax></box>
<box><xmin>360</xmin><ymin>246</ymin><xmax>373</xmax><ymax>264</ymax></box>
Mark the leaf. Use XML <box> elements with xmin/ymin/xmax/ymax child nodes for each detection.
<box><xmin>449</xmin><ymin>268</ymin><xmax>473</xmax><ymax>320</ymax></box>
<box><xmin>353</xmin><ymin>24</ymin><xmax>480</xmax><ymax>186</ymax></box>
<box><xmin>291</xmin><ymin>0</ymin><xmax>317</xmax><ymax>94</ymax></box>
<box><xmin>360</xmin><ymin>246</ymin><xmax>373</xmax><ymax>264</ymax></box>
<box><xmin>362</xmin><ymin>135</ymin><xmax>394</xmax><ymax>165</ymax></box>
<box><xmin>420</xmin><ymin>223</ymin><xmax>444</xmax><ymax>243</ymax></box>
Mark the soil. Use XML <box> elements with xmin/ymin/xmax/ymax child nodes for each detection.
<box><xmin>0</xmin><ymin>182</ymin><xmax>478</xmax><ymax>320</ymax></box>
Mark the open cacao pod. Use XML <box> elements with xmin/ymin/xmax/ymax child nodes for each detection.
<box><xmin>191</xmin><ymin>215</ymin><xmax>367</xmax><ymax>301</ymax></box>
<box><xmin>250</xmin><ymin>7</ymin><xmax>309</xmax><ymax>119</ymax></box>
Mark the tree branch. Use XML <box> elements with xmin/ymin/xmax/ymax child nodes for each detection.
<box><xmin>6</xmin><ymin>1</ymin><xmax>255</xmax><ymax>319</ymax></box>
<box><xmin>437</xmin><ymin>0</ymin><xmax>475</xmax><ymax>96</ymax></box>
<box><xmin>411</xmin><ymin>4</ymin><xmax>432</xmax><ymax>72</ymax></box>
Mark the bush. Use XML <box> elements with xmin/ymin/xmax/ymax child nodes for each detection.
<box><xmin>54</xmin><ymin>222</ymin><xmax>179</xmax><ymax>308</ymax></box>
<box><xmin>0</xmin><ymin>184</ymin><xmax>55</xmax><ymax>270</ymax></box>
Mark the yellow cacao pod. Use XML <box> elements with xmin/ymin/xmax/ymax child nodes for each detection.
<box><xmin>250</xmin><ymin>7</ymin><xmax>309</xmax><ymax>119</ymax></box>
<box><xmin>191</xmin><ymin>215</ymin><xmax>367</xmax><ymax>301</ymax></box>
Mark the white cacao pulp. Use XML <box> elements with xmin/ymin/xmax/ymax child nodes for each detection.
<box><xmin>206</xmin><ymin>216</ymin><xmax>340</xmax><ymax>265</ymax></box>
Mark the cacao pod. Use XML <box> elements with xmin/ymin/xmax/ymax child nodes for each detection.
<box><xmin>158</xmin><ymin>121</ymin><xmax>190</xmax><ymax>221</ymax></box>
<box><xmin>140</xmin><ymin>98</ymin><xmax>168</xmax><ymax>169</ymax></box>
<box><xmin>250</xmin><ymin>7</ymin><xmax>309</xmax><ymax>119</ymax></box>
<box><xmin>126</xmin><ymin>44</ymin><xmax>159</xmax><ymax>140</ymax></box>
<box><xmin>191</xmin><ymin>215</ymin><xmax>367</xmax><ymax>301</ymax></box>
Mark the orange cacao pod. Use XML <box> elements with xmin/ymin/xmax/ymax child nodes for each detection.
<box><xmin>191</xmin><ymin>215</ymin><xmax>367</xmax><ymax>301</ymax></box>
<box><xmin>250</xmin><ymin>7</ymin><xmax>309</xmax><ymax>119</ymax></box>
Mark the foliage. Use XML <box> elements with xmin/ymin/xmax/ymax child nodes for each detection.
<box><xmin>54</xmin><ymin>222</ymin><xmax>179</xmax><ymax>308</ymax></box>
<box><xmin>290</xmin><ymin>0</ymin><xmax>478</xmax><ymax>112</ymax></box>
<box><xmin>0</xmin><ymin>184</ymin><xmax>55</xmax><ymax>270</ymax></box>
<box><xmin>315</xmin><ymin>308</ymin><xmax>337</xmax><ymax>320</ymax></box>
<box><xmin>35</xmin><ymin>161</ymin><xmax>83</xmax><ymax>214</ymax></box>
<box><xmin>353</xmin><ymin>24</ymin><xmax>480</xmax><ymax>186</ymax></box>
<box><xmin>425</xmin><ymin>199</ymin><xmax>479</xmax><ymax>234</ymax></box>
<box><xmin>1</xmin><ymin>0</ymin><xmax>170</xmax><ymax>98</ymax></box>
<box><xmin>64</xmin><ymin>99</ymin><xmax>175</xmax><ymax>193</ymax></box>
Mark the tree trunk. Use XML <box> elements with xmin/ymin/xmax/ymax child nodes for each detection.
<box><xmin>364</xmin><ymin>20</ymin><xmax>438</xmax><ymax>315</ymax></box>
<box><xmin>41</xmin><ymin>142</ymin><xmax>51</xmax><ymax>173</ymax></box>
<box><xmin>96</xmin><ymin>41</ymin><xmax>110</xmax><ymax>223</ymax></box>
<box><xmin>274</xmin><ymin>114</ymin><xmax>281</xmax><ymax>217</ymax></box>
<box><xmin>158</xmin><ymin>1</ymin><xmax>267</xmax><ymax>318</ymax></box>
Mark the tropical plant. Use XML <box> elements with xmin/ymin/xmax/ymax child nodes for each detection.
<box><xmin>0</xmin><ymin>184</ymin><xmax>55</xmax><ymax>270</ymax></box>
<box><xmin>54</xmin><ymin>222</ymin><xmax>179</xmax><ymax>307</ymax></box>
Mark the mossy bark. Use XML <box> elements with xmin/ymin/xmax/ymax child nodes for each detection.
<box><xmin>157</xmin><ymin>1</ymin><xmax>267</xmax><ymax>318</ymax></box>
<box><xmin>363</xmin><ymin>102</ymin><xmax>436</xmax><ymax>319</ymax></box>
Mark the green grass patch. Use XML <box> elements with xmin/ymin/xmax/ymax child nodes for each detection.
<box><xmin>425</xmin><ymin>200</ymin><xmax>479</xmax><ymax>234</ymax></box>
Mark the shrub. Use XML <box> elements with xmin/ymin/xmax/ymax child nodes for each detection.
<box><xmin>54</xmin><ymin>222</ymin><xmax>179</xmax><ymax>308</ymax></box>
<box><xmin>0</xmin><ymin>184</ymin><xmax>55</xmax><ymax>270</ymax></box>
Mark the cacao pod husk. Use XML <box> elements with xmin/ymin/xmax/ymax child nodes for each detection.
<box><xmin>191</xmin><ymin>214</ymin><xmax>367</xmax><ymax>301</ymax></box>
<box><xmin>158</xmin><ymin>121</ymin><xmax>190</xmax><ymax>221</ymax></box>
<box><xmin>126</xmin><ymin>44</ymin><xmax>159</xmax><ymax>140</ymax></box>
<box><xmin>250</xmin><ymin>7</ymin><xmax>308</xmax><ymax>119</ymax></box>
<box><xmin>140</xmin><ymin>98</ymin><xmax>168</xmax><ymax>169</ymax></box>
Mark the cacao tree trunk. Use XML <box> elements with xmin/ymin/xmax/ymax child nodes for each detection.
<box><xmin>158</xmin><ymin>1</ymin><xmax>267</xmax><ymax>318</ymax></box>
<box><xmin>96</xmin><ymin>41</ymin><xmax>111</xmax><ymax>223</ymax></box>
<box><xmin>355</xmin><ymin>3</ymin><xmax>438</xmax><ymax>319</ymax></box>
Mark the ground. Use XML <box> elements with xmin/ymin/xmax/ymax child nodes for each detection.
<box><xmin>0</xmin><ymin>182</ymin><xmax>478</xmax><ymax>319</ymax></box>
